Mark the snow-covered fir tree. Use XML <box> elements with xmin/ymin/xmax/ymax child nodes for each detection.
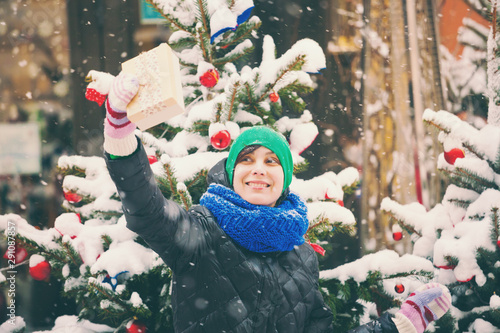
<box><xmin>381</xmin><ymin>2</ymin><xmax>500</xmax><ymax>332</ymax></box>
<box><xmin>0</xmin><ymin>1</ymin><xmax>481</xmax><ymax>332</ymax></box>
<box><xmin>0</xmin><ymin>0</ymin><xmax>358</xmax><ymax>331</ymax></box>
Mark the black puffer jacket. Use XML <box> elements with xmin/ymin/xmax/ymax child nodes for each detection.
<box><xmin>105</xmin><ymin>140</ymin><xmax>399</xmax><ymax>333</ymax></box>
<box><xmin>105</xmin><ymin>141</ymin><xmax>333</xmax><ymax>332</ymax></box>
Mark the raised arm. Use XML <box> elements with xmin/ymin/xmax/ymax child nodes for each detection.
<box><xmin>86</xmin><ymin>70</ymin><xmax>210</xmax><ymax>272</ymax></box>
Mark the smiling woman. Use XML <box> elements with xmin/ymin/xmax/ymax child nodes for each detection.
<box><xmin>233</xmin><ymin>146</ymin><xmax>284</xmax><ymax>207</ymax></box>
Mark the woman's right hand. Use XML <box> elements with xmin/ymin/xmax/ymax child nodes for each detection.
<box><xmin>103</xmin><ymin>72</ymin><xmax>139</xmax><ymax>140</ymax></box>
<box><xmin>86</xmin><ymin>70</ymin><xmax>140</xmax><ymax>156</ymax></box>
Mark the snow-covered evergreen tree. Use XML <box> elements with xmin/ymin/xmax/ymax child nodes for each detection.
<box><xmin>381</xmin><ymin>3</ymin><xmax>500</xmax><ymax>331</ymax></box>
<box><xmin>0</xmin><ymin>1</ymin><xmax>362</xmax><ymax>331</ymax></box>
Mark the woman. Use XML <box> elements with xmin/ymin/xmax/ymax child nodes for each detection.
<box><xmin>95</xmin><ymin>72</ymin><xmax>450</xmax><ymax>332</ymax></box>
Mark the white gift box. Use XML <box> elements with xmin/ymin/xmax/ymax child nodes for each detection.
<box><xmin>122</xmin><ymin>43</ymin><xmax>185</xmax><ymax>130</ymax></box>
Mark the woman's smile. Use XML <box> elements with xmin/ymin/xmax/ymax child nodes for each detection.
<box><xmin>233</xmin><ymin>146</ymin><xmax>284</xmax><ymax>207</ymax></box>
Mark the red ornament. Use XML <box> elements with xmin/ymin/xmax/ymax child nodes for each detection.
<box><xmin>127</xmin><ymin>320</ymin><xmax>147</xmax><ymax>333</ymax></box>
<box><xmin>64</xmin><ymin>191</ymin><xmax>82</xmax><ymax>204</ymax></box>
<box><xmin>394</xmin><ymin>283</ymin><xmax>405</xmax><ymax>294</ymax></box>
<box><xmin>436</xmin><ymin>264</ymin><xmax>456</xmax><ymax>270</ymax></box>
<box><xmin>497</xmin><ymin>239</ymin><xmax>500</xmax><ymax>249</ymax></box>
<box><xmin>85</xmin><ymin>88</ymin><xmax>107</xmax><ymax>106</ymax></box>
<box><xmin>211</xmin><ymin>130</ymin><xmax>231</xmax><ymax>150</ymax></box>
<box><xmin>308</xmin><ymin>241</ymin><xmax>326</xmax><ymax>256</ymax></box>
<box><xmin>29</xmin><ymin>260</ymin><xmax>51</xmax><ymax>281</ymax></box>
<box><xmin>392</xmin><ymin>224</ymin><xmax>403</xmax><ymax>241</ymax></box>
<box><xmin>199</xmin><ymin>69</ymin><xmax>219</xmax><ymax>88</ymax></box>
<box><xmin>147</xmin><ymin>155</ymin><xmax>158</xmax><ymax>164</ymax></box>
<box><xmin>3</xmin><ymin>245</ymin><xmax>28</xmax><ymax>263</ymax></box>
<box><xmin>444</xmin><ymin>148</ymin><xmax>465</xmax><ymax>165</ymax></box>
<box><xmin>269</xmin><ymin>91</ymin><xmax>279</xmax><ymax>103</ymax></box>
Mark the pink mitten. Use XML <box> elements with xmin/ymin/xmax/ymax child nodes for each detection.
<box><xmin>86</xmin><ymin>70</ymin><xmax>140</xmax><ymax>156</ymax></box>
<box><xmin>394</xmin><ymin>283</ymin><xmax>451</xmax><ymax>333</ymax></box>
<box><xmin>104</xmin><ymin>72</ymin><xmax>139</xmax><ymax>140</ymax></box>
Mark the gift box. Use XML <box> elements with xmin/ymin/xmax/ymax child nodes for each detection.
<box><xmin>121</xmin><ymin>43</ymin><xmax>185</xmax><ymax>130</ymax></box>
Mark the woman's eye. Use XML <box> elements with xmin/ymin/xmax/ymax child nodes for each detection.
<box><xmin>266</xmin><ymin>157</ymin><xmax>279</xmax><ymax>164</ymax></box>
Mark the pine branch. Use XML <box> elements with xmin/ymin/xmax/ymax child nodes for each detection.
<box><xmin>196</xmin><ymin>0</ymin><xmax>210</xmax><ymax>38</ymax></box>
<box><xmin>257</xmin><ymin>55</ymin><xmax>307</xmax><ymax>102</ymax></box>
<box><xmin>225</xmin><ymin>81</ymin><xmax>241</xmax><ymax>121</ymax></box>
<box><xmin>213</xmin><ymin>44</ymin><xmax>254</xmax><ymax>66</ymax></box>
<box><xmin>178</xmin><ymin>188</ymin><xmax>192</xmax><ymax>210</ymax></box>
<box><xmin>197</xmin><ymin>27</ymin><xmax>212</xmax><ymax>62</ymax></box>
<box><xmin>217</xmin><ymin>19</ymin><xmax>262</xmax><ymax>50</ymax></box>
<box><xmin>164</xmin><ymin>163</ymin><xmax>178</xmax><ymax>198</ymax></box>
<box><xmin>492</xmin><ymin>207</ymin><xmax>499</xmax><ymax>240</ymax></box>
<box><xmin>384</xmin><ymin>212</ymin><xmax>423</xmax><ymax>237</ymax></box>
<box><xmin>60</xmin><ymin>239</ymin><xmax>83</xmax><ymax>267</ymax></box>
<box><xmin>57</xmin><ymin>166</ymin><xmax>86</xmax><ymax>177</ymax></box>
<box><xmin>453</xmin><ymin>166</ymin><xmax>498</xmax><ymax>191</ymax></box>
<box><xmin>144</xmin><ymin>0</ymin><xmax>192</xmax><ymax>33</ymax></box>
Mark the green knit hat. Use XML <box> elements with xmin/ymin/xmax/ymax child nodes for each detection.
<box><xmin>226</xmin><ymin>126</ymin><xmax>293</xmax><ymax>193</ymax></box>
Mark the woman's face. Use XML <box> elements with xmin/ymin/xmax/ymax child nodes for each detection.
<box><xmin>233</xmin><ymin>146</ymin><xmax>284</xmax><ymax>207</ymax></box>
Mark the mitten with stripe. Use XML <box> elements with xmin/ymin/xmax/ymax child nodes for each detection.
<box><xmin>393</xmin><ymin>283</ymin><xmax>451</xmax><ymax>333</ymax></box>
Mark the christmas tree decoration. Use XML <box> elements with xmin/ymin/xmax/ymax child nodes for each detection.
<box><xmin>392</xmin><ymin>224</ymin><xmax>403</xmax><ymax>241</ymax></box>
<box><xmin>308</xmin><ymin>241</ymin><xmax>326</xmax><ymax>256</ymax></box>
<box><xmin>269</xmin><ymin>91</ymin><xmax>279</xmax><ymax>103</ymax></box>
<box><xmin>85</xmin><ymin>88</ymin><xmax>107</xmax><ymax>106</ymax></box>
<box><xmin>29</xmin><ymin>255</ymin><xmax>51</xmax><ymax>281</ymax></box>
<box><xmin>126</xmin><ymin>319</ymin><xmax>146</xmax><ymax>333</ymax></box>
<box><xmin>443</xmin><ymin>147</ymin><xmax>465</xmax><ymax>165</ymax></box>
<box><xmin>3</xmin><ymin>244</ymin><xmax>28</xmax><ymax>263</ymax></box>
<box><xmin>102</xmin><ymin>271</ymin><xmax>129</xmax><ymax>291</ymax></box>
<box><xmin>63</xmin><ymin>190</ymin><xmax>82</xmax><ymax>204</ymax></box>
<box><xmin>199</xmin><ymin>68</ymin><xmax>220</xmax><ymax>88</ymax></box>
<box><xmin>394</xmin><ymin>283</ymin><xmax>405</xmax><ymax>294</ymax></box>
<box><xmin>85</xmin><ymin>70</ymin><xmax>114</xmax><ymax>106</ymax></box>
<box><xmin>210</xmin><ymin>7</ymin><xmax>237</xmax><ymax>44</ymax></box>
<box><xmin>147</xmin><ymin>155</ymin><xmax>158</xmax><ymax>164</ymax></box>
<box><xmin>233</xmin><ymin>0</ymin><xmax>254</xmax><ymax>25</ymax></box>
<box><xmin>210</xmin><ymin>130</ymin><xmax>231</xmax><ymax>150</ymax></box>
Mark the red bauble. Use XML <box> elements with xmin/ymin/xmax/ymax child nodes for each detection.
<box><xmin>211</xmin><ymin>130</ymin><xmax>231</xmax><ymax>150</ymax></box>
<box><xmin>147</xmin><ymin>155</ymin><xmax>158</xmax><ymax>164</ymax></box>
<box><xmin>199</xmin><ymin>69</ymin><xmax>219</xmax><ymax>88</ymax></box>
<box><xmin>29</xmin><ymin>260</ymin><xmax>51</xmax><ymax>281</ymax></box>
<box><xmin>3</xmin><ymin>245</ymin><xmax>28</xmax><ymax>263</ymax></box>
<box><xmin>127</xmin><ymin>320</ymin><xmax>147</xmax><ymax>333</ymax></box>
<box><xmin>269</xmin><ymin>91</ymin><xmax>279</xmax><ymax>103</ymax></box>
<box><xmin>444</xmin><ymin>148</ymin><xmax>465</xmax><ymax>165</ymax></box>
<box><xmin>497</xmin><ymin>239</ymin><xmax>500</xmax><ymax>249</ymax></box>
<box><xmin>394</xmin><ymin>283</ymin><xmax>405</xmax><ymax>294</ymax></box>
<box><xmin>393</xmin><ymin>231</ymin><xmax>403</xmax><ymax>241</ymax></box>
<box><xmin>64</xmin><ymin>191</ymin><xmax>82</xmax><ymax>204</ymax></box>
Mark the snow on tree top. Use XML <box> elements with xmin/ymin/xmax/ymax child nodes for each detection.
<box><xmin>306</xmin><ymin>202</ymin><xmax>355</xmax><ymax>228</ymax></box>
<box><xmin>90</xmin><ymin>240</ymin><xmax>159</xmax><ymax>277</ymax></box>
<box><xmin>319</xmin><ymin>249</ymin><xmax>434</xmax><ymax>283</ymax></box>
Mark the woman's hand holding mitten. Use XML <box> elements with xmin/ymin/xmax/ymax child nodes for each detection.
<box><xmin>393</xmin><ymin>283</ymin><xmax>451</xmax><ymax>333</ymax></box>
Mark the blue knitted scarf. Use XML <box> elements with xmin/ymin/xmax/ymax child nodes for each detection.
<box><xmin>199</xmin><ymin>184</ymin><xmax>309</xmax><ymax>253</ymax></box>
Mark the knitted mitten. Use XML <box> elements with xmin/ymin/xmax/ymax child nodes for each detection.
<box><xmin>393</xmin><ymin>283</ymin><xmax>451</xmax><ymax>333</ymax></box>
<box><xmin>86</xmin><ymin>70</ymin><xmax>140</xmax><ymax>156</ymax></box>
